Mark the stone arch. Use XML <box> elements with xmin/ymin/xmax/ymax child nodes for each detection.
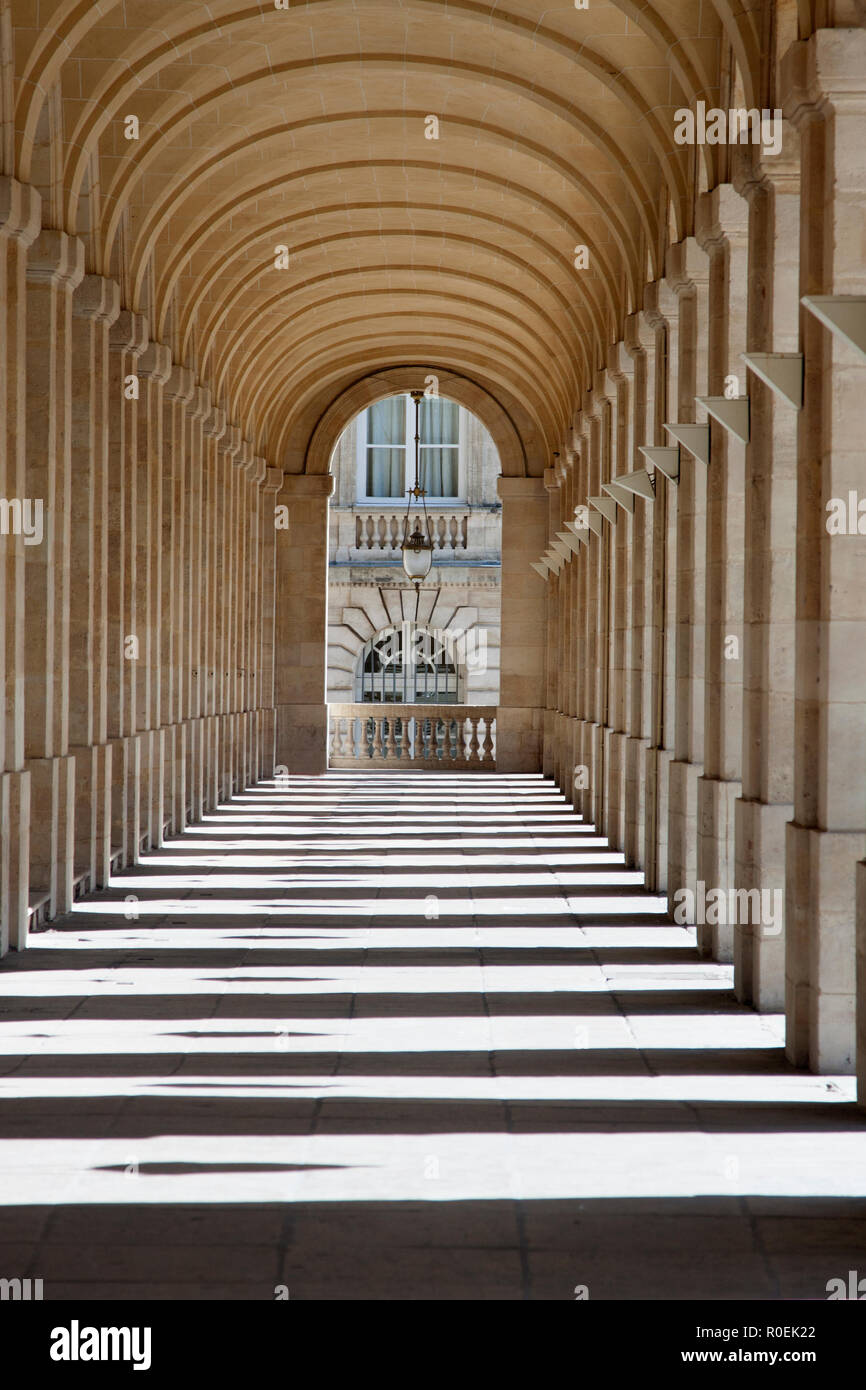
<box><xmin>302</xmin><ymin>367</ymin><xmax>530</xmax><ymax>481</ymax></box>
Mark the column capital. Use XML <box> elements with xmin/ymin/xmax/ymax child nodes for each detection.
<box><xmin>164</xmin><ymin>365</ymin><xmax>196</xmax><ymax>403</ymax></box>
<box><xmin>543</xmin><ymin>465</ymin><xmax>560</xmax><ymax>492</ymax></box>
<box><xmin>782</xmin><ymin>28</ymin><xmax>866</xmax><ymax>125</ymax></box>
<box><xmin>203</xmin><ymin>405</ymin><xmax>227</xmax><ymax>440</ymax></box>
<box><xmin>664</xmin><ymin>236</ymin><xmax>710</xmax><ymax>295</ymax></box>
<box><xmin>138</xmin><ymin>341</ymin><xmax>172</xmax><ymax>383</ymax></box>
<box><xmin>262</xmin><ymin>467</ymin><xmax>284</xmax><ymax>495</ymax></box>
<box><xmin>625</xmin><ymin>305</ymin><xmax>658</xmax><ymax>357</ymax></box>
<box><xmin>218</xmin><ymin>423</ymin><xmax>243</xmax><ymax>459</ymax></box>
<box><xmin>247</xmin><ymin>454</ymin><xmax>268</xmax><ymax>485</ymax></box>
<box><xmin>26</xmin><ymin>229</ymin><xmax>85</xmax><ymax>290</ymax></box>
<box><xmin>497</xmin><ymin>475</ymin><xmax>546</xmax><ymax>501</ymax></box>
<box><xmin>73</xmin><ymin>274</ymin><xmax>120</xmax><ymax>325</ymax></box>
<box><xmin>696</xmin><ymin>182</ymin><xmax>749</xmax><ymax>255</ymax></box>
<box><xmin>109</xmin><ymin>309</ymin><xmax>149</xmax><ymax>355</ymax></box>
<box><xmin>189</xmin><ymin>385</ymin><xmax>212</xmax><ymax>422</ymax></box>
<box><xmin>277</xmin><ymin>472</ymin><xmax>335</xmax><ymax>498</ymax></box>
<box><xmin>607</xmin><ymin>338</ymin><xmax>634</xmax><ymax>383</ymax></box>
<box><xmin>0</xmin><ymin>177</ymin><xmax>41</xmax><ymax>246</ymax></box>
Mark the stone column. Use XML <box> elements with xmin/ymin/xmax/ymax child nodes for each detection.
<box><xmin>665</xmin><ymin>237</ymin><xmax>710</xmax><ymax>920</ymax></box>
<box><xmin>185</xmin><ymin>386</ymin><xmax>210</xmax><ymax>823</ymax></box>
<box><xmin>70</xmin><ymin>273</ymin><xmax>120</xmax><ymax>890</ymax></box>
<box><xmin>734</xmin><ymin>126</ymin><xmax>800</xmax><ymax>1010</ymax></box>
<box><xmin>783</xmin><ymin>29</ymin><xmax>866</xmax><ymax>1073</ymax></box>
<box><xmin>136</xmin><ymin>340</ymin><xmax>172</xmax><ymax>850</ymax></box>
<box><xmin>25</xmin><ymin>228</ymin><xmax>85</xmax><ymax>918</ymax></box>
<box><xmin>494</xmin><ymin>475</ymin><xmax>547</xmax><ymax>773</ymax></box>
<box><xmin>606</xmin><ymin>343</ymin><xmax>634</xmax><ymax>853</ymax></box>
<box><xmin>542</xmin><ymin>464</ymin><xmax>561</xmax><ymax>780</ymax></box>
<box><xmin>695</xmin><ymin>185</ymin><xmax>750</xmax><ymax>962</ymax></box>
<box><xmin>0</xmin><ymin>177</ymin><xmax>40</xmax><ymax>952</ymax></box>
<box><xmin>260</xmin><ymin>466</ymin><xmax>282</xmax><ymax>776</ymax></box>
<box><xmin>106</xmin><ymin>310</ymin><xmax>148</xmax><ymax>866</ymax></box>
<box><xmin>625</xmin><ymin>304</ymin><xmax>661</xmax><ymax>875</ymax></box>
<box><xmin>162</xmin><ymin>365</ymin><xmax>195</xmax><ymax>835</ymax></box>
<box><xmin>274</xmin><ymin>473</ymin><xmax>335</xmax><ymax>775</ymax></box>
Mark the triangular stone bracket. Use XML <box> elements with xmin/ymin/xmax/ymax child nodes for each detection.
<box><xmin>601</xmin><ymin>480</ymin><xmax>635</xmax><ymax>514</ymax></box>
<box><xmin>556</xmin><ymin>529</ymin><xmax>583</xmax><ymax>554</ymax></box>
<box><xmin>640</xmin><ymin>445</ymin><xmax>681</xmax><ymax>482</ymax></box>
<box><xmin>542</xmin><ymin>549</ymin><xmax>562</xmax><ymax>573</ymax></box>
<box><xmin>550</xmin><ymin>538</ymin><xmax>571</xmax><ymax>561</ymax></box>
<box><xmin>663</xmin><ymin>423</ymin><xmax>709</xmax><ymax>466</ymax></box>
<box><xmin>585</xmin><ymin>512</ymin><xmax>604</xmax><ymax>537</ymax></box>
<box><xmin>565</xmin><ymin>520</ymin><xmax>590</xmax><ymax>546</ymax></box>
<box><xmin>530</xmin><ymin>561</ymin><xmax>550</xmax><ymax>581</ymax></box>
<box><xmin>802</xmin><ymin>295</ymin><xmax>866</xmax><ymax>361</ymax></box>
<box><xmin>741</xmin><ymin>352</ymin><xmax>803</xmax><ymax>409</ymax></box>
<box><xmin>697</xmin><ymin>396</ymin><xmax>750</xmax><ymax>444</ymax></box>
<box><xmin>615</xmin><ymin>468</ymin><xmax>655</xmax><ymax>500</ymax></box>
<box><xmin>588</xmin><ymin>495</ymin><xmax>618</xmax><ymax>525</ymax></box>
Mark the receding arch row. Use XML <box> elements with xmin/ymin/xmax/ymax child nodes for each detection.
<box><xmin>191</xmin><ymin>226</ymin><xmax>590</xmax><ymax>391</ymax></box>
<box><xmin>18</xmin><ymin>0</ymin><xmax>733</xmax><ymax>178</ymax></box>
<box><xmin>52</xmin><ymin>6</ymin><xmax>693</xmax><ymax>225</ymax></box>
<box><xmin>205</xmin><ymin>269</ymin><xmax>584</xmax><ymax>447</ymax></box>
<box><xmin>110</xmin><ymin>59</ymin><xmax>664</xmax><ymax>294</ymax></box>
<box><xmin>299</xmin><ymin>365</ymin><xmax>532</xmax><ymax>483</ymax></box>
<box><xmin>160</xmin><ymin>192</ymin><xmax>618</xmax><ymax>355</ymax></box>
<box><xmin>232</xmin><ymin>319</ymin><xmax>575</xmax><ymax>462</ymax></box>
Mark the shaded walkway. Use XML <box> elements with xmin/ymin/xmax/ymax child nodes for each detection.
<box><xmin>0</xmin><ymin>773</ymin><xmax>864</xmax><ymax>1299</ymax></box>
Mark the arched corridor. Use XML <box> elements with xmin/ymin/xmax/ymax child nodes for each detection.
<box><xmin>2</xmin><ymin>0</ymin><xmax>866</xmax><ymax>1310</ymax></box>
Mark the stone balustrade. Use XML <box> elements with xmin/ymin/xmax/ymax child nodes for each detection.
<box><xmin>328</xmin><ymin>703</ymin><xmax>496</xmax><ymax>768</ymax></box>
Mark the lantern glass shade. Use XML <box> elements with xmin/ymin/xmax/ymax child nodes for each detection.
<box><xmin>401</xmin><ymin>525</ymin><xmax>434</xmax><ymax>580</ymax></box>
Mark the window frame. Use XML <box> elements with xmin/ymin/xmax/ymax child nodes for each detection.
<box><xmin>355</xmin><ymin>395</ymin><xmax>466</xmax><ymax>504</ymax></box>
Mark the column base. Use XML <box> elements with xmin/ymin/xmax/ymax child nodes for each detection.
<box><xmin>26</xmin><ymin>754</ymin><xmax>75</xmax><ymax>919</ymax></box>
<box><xmin>734</xmin><ymin>797</ymin><xmax>790</xmax><ymax>1009</ymax></box>
<box><xmin>72</xmin><ymin>742</ymin><xmax>113</xmax><ymax>890</ymax></box>
<box><xmin>786</xmin><ymin>821</ymin><xmax>863</xmax><ymax>1074</ymax></box>
<box><xmin>492</xmin><ymin>705</ymin><xmax>542</xmax><ymax>775</ymax></box>
<box><xmin>1</xmin><ymin>769</ymin><xmax>30</xmax><ymax>952</ymax></box>
<box><xmin>696</xmin><ymin>774</ymin><xmax>742</xmax><ymax>961</ymax></box>
<box><xmin>667</xmin><ymin>758</ymin><xmax>702</xmax><ymax>920</ymax></box>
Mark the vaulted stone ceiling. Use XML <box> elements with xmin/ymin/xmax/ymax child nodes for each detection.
<box><xmin>13</xmin><ymin>0</ymin><xmax>771</xmax><ymax>470</ymax></box>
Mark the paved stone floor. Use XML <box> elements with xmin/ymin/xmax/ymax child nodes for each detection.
<box><xmin>1</xmin><ymin>772</ymin><xmax>865</xmax><ymax>1300</ymax></box>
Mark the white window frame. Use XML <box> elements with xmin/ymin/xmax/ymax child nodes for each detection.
<box><xmin>355</xmin><ymin>396</ymin><xmax>466</xmax><ymax>504</ymax></box>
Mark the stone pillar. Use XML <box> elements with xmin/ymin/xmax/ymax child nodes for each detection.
<box><xmin>734</xmin><ymin>126</ymin><xmax>800</xmax><ymax>1010</ymax></box>
<box><xmin>625</xmin><ymin>303</ymin><xmax>661</xmax><ymax>876</ymax></box>
<box><xmin>665</xmin><ymin>237</ymin><xmax>710</xmax><ymax>920</ymax></box>
<box><xmin>495</xmin><ymin>475</ymin><xmax>547</xmax><ymax>772</ymax></box>
<box><xmin>24</xmin><ymin>228</ymin><xmax>85</xmax><ymax>918</ymax></box>
<box><xmin>185</xmin><ymin>386</ymin><xmax>210</xmax><ymax>823</ymax></box>
<box><xmin>70</xmin><ymin>273</ymin><xmax>120</xmax><ymax>890</ymax></box>
<box><xmin>106</xmin><ymin>310</ymin><xmax>148</xmax><ymax>867</ymax></box>
<box><xmin>606</xmin><ymin>343</ymin><xmax>634</xmax><ymax>854</ymax></box>
<box><xmin>783</xmin><ymin>29</ymin><xmax>866</xmax><ymax>1073</ymax></box>
<box><xmin>542</xmin><ymin>464</ymin><xmax>561</xmax><ymax>779</ymax></box>
<box><xmin>260</xmin><ymin>466</ymin><xmax>282</xmax><ymax>777</ymax></box>
<box><xmin>696</xmin><ymin>185</ymin><xmax>750</xmax><ymax>962</ymax></box>
<box><xmin>0</xmin><ymin>177</ymin><xmax>40</xmax><ymax>952</ymax></box>
<box><xmin>135</xmin><ymin>340</ymin><xmax>172</xmax><ymax>850</ymax></box>
<box><xmin>163</xmin><ymin>365</ymin><xmax>196</xmax><ymax>835</ymax></box>
<box><xmin>274</xmin><ymin>472</ymin><xmax>335</xmax><ymax>775</ymax></box>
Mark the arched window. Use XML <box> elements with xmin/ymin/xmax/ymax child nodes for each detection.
<box><xmin>355</xmin><ymin>624</ymin><xmax>463</xmax><ymax>704</ymax></box>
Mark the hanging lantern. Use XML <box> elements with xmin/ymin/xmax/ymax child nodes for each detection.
<box><xmin>401</xmin><ymin>389</ymin><xmax>435</xmax><ymax>586</ymax></box>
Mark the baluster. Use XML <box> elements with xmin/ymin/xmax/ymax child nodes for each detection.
<box><xmin>394</xmin><ymin>717</ymin><xmax>404</xmax><ymax>760</ymax></box>
<box><xmin>450</xmin><ymin>717</ymin><xmax>464</xmax><ymax>761</ymax></box>
<box><xmin>421</xmin><ymin>716</ymin><xmax>432</xmax><ymax>760</ymax></box>
<box><xmin>338</xmin><ymin>716</ymin><xmax>351</xmax><ymax>761</ymax></box>
<box><xmin>449</xmin><ymin>516</ymin><xmax>458</xmax><ymax>551</ymax></box>
<box><xmin>489</xmin><ymin>716</ymin><xmax>496</xmax><ymax>764</ymax></box>
<box><xmin>407</xmin><ymin>716</ymin><xmax>416</xmax><ymax>762</ymax></box>
<box><xmin>461</xmin><ymin>716</ymin><xmax>472</xmax><ymax>763</ymax></box>
<box><xmin>434</xmin><ymin>717</ymin><xmax>445</xmax><ymax>761</ymax></box>
<box><xmin>355</xmin><ymin>516</ymin><xmax>362</xmax><ymax>548</ymax></box>
<box><xmin>365</xmin><ymin>516</ymin><xmax>374</xmax><ymax>549</ymax></box>
<box><xmin>384</xmin><ymin>717</ymin><xmax>396</xmax><ymax>760</ymax></box>
<box><xmin>372</xmin><ymin>715</ymin><xmax>385</xmax><ymax>761</ymax></box>
<box><xmin>460</xmin><ymin>515</ymin><xmax>468</xmax><ymax>550</ymax></box>
<box><xmin>467</xmin><ymin>715</ymin><xmax>480</xmax><ymax>765</ymax></box>
<box><xmin>481</xmin><ymin>716</ymin><xmax>494</xmax><ymax>765</ymax></box>
<box><xmin>367</xmin><ymin>715</ymin><xmax>380</xmax><ymax>760</ymax></box>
